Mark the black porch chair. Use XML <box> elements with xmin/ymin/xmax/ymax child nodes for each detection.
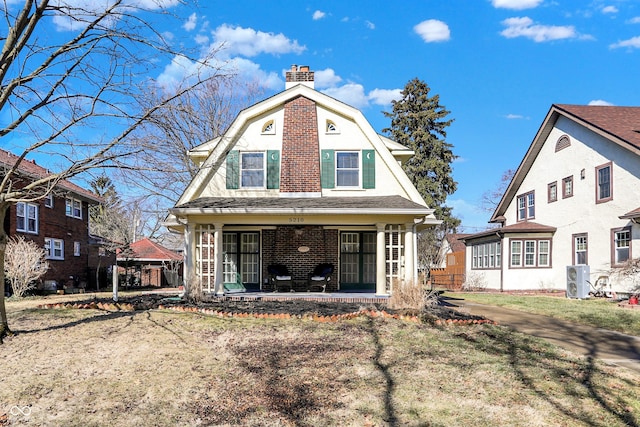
<box><xmin>267</xmin><ymin>264</ymin><xmax>293</xmax><ymax>292</ymax></box>
<box><xmin>307</xmin><ymin>263</ymin><xmax>334</xmax><ymax>292</ymax></box>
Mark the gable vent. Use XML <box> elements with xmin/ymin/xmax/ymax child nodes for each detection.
<box><xmin>555</xmin><ymin>135</ymin><xmax>571</xmax><ymax>152</ymax></box>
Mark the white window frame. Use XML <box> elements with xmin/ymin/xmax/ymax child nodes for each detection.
<box><xmin>574</xmin><ymin>234</ymin><xmax>588</xmax><ymax>265</ymax></box>
<box><xmin>240</xmin><ymin>152</ymin><xmax>265</xmax><ymax>188</ymax></box>
<box><xmin>510</xmin><ymin>239</ymin><xmax>551</xmax><ymax>268</ymax></box>
<box><xmin>517</xmin><ymin>191</ymin><xmax>534</xmax><ymax>221</ymax></box>
<box><xmin>44</xmin><ymin>193</ymin><xmax>54</xmax><ymax>208</ymax></box>
<box><xmin>74</xmin><ymin>241</ymin><xmax>81</xmax><ymax>257</ymax></box>
<box><xmin>613</xmin><ymin>227</ymin><xmax>630</xmax><ymax>266</ymax></box>
<box><xmin>66</xmin><ymin>197</ymin><xmax>82</xmax><ymax>219</ymax></box>
<box><xmin>17</xmin><ymin>202</ymin><xmax>38</xmax><ymax>234</ymax></box>
<box><xmin>336</xmin><ymin>151</ymin><xmax>360</xmax><ymax>188</ymax></box>
<box><xmin>471</xmin><ymin>241</ymin><xmax>501</xmax><ymax>270</ymax></box>
<box><xmin>45</xmin><ymin>238</ymin><xmax>64</xmax><ymax>260</ymax></box>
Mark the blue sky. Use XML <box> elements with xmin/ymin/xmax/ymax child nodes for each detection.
<box><xmin>5</xmin><ymin>0</ymin><xmax>640</xmax><ymax>232</ymax></box>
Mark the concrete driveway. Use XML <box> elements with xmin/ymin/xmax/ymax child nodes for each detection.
<box><xmin>450</xmin><ymin>299</ymin><xmax>640</xmax><ymax>373</ymax></box>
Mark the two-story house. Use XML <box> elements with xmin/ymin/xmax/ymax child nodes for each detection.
<box><xmin>1</xmin><ymin>149</ymin><xmax>103</xmax><ymax>291</ymax></box>
<box><xmin>166</xmin><ymin>65</ymin><xmax>441</xmax><ymax>295</ymax></box>
<box><xmin>462</xmin><ymin>105</ymin><xmax>640</xmax><ymax>295</ymax></box>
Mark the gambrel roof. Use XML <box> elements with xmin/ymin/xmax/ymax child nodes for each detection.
<box><xmin>490</xmin><ymin>104</ymin><xmax>640</xmax><ymax>223</ymax></box>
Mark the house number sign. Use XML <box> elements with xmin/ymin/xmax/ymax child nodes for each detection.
<box><xmin>288</xmin><ymin>217</ymin><xmax>304</xmax><ymax>223</ymax></box>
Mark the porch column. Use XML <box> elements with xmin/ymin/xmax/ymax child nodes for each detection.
<box><xmin>404</xmin><ymin>223</ymin><xmax>415</xmax><ymax>285</ymax></box>
<box><xmin>376</xmin><ymin>223</ymin><xmax>387</xmax><ymax>295</ymax></box>
<box><xmin>183</xmin><ymin>223</ymin><xmax>193</xmax><ymax>288</ymax></box>
<box><xmin>213</xmin><ymin>223</ymin><xmax>224</xmax><ymax>296</ymax></box>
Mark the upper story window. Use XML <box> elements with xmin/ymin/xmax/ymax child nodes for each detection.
<box><xmin>326</xmin><ymin>119</ymin><xmax>339</xmax><ymax>134</ymax></box>
<box><xmin>45</xmin><ymin>237</ymin><xmax>64</xmax><ymax>260</ymax></box>
<box><xmin>261</xmin><ymin>120</ymin><xmax>275</xmax><ymax>135</ymax></box>
<box><xmin>517</xmin><ymin>191</ymin><xmax>535</xmax><ymax>221</ymax></box>
<box><xmin>596</xmin><ymin>162</ymin><xmax>612</xmax><ymax>203</ymax></box>
<box><xmin>548</xmin><ymin>181</ymin><xmax>557</xmax><ymax>203</ymax></box>
<box><xmin>240</xmin><ymin>152</ymin><xmax>265</xmax><ymax>188</ymax></box>
<box><xmin>66</xmin><ymin>197</ymin><xmax>82</xmax><ymax>219</ymax></box>
<box><xmin>336</xmin><ymin>151</ymin><xmax>360</xmax><ymax>187</ymax></box>
<box><xmin>612</xmin><ymin>227</ymin><xmax>631</xmax><ymax>266</ymax></box>
<box><xmin>44</xmin><ymin>193</ymin><xmax>54</xmax><ymax>208</ymax></box>
<box><xmin>562</xmin><ymin>176</ymin><xmax>573</xmax><ymax>198</ymax></box>
<box><xmin>17</xmin><ymin>202</ymin><xmax>38</xmax><ymax>234</ymax></box>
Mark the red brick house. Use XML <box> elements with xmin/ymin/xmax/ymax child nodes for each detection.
<box><xmin>166</xmin><ymin>65</ymin><xmax>441</xmax><ymax>295</ymax></box>
<box><xmin>1</xmin><ymin>149</ymin><xmax>103</xmax><ymax>291</ymax></box>
<box><xmin>116</xmin><ymin>238</ymin><xmax>183</xmax><ymax>287</ymax></box>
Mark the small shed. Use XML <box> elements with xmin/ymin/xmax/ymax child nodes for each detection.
<box><xmin>117</xmin><ymin>238</ymin><xmax>183</xmax><ymax>288</ymax></box>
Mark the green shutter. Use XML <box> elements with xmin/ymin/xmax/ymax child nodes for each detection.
<box><xmin>321</xmin><ymin>149</ymin><xmax>335</xmax><ymax>189</ymax></box>
<box><xmin>362</xmin><ymin>149</ymin><xmax>375</xmax><ymax>189</ymax></box>
<box><xmin>226</xmin><ymin>150</ymin><xmax>239</xmax><ymax>189</ymax></box>
<box><xmin>267</xmin><ymin>150</ymin><xmax>280</xmax><ymax>189</ymax></box>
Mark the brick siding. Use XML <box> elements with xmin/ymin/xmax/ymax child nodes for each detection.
<box><xmin>280</xmin><ymin>96</ymin><xmax>321</xmax><ymax>193</ymax></box>
<box><xmin>262</xmin><ymin>226</ymin><xmax>338</xmax><ymax>291</ymax></box>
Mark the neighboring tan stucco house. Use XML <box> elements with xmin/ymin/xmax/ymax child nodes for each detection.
<box><xmin>462</xmin><ymin>104</ymin><xmax>640</xmax><ymax>295</ymax></box>
<box><xmin>166</xmin><ymin>65</ymin><xmax>440</xmax><ymax>295</ymax></box>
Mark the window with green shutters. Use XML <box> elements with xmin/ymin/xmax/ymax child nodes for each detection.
<box><xmin>226</xmin><ymin>150</ymin><xmax>280</xmax><ymax>190</ymax></box>
<box><xmin>321</xmin><ymin>149</ymin><xmax>375</xmax><ymax>189</ymax></box>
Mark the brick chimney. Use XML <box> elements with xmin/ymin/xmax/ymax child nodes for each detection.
<box><xmin>280</xmin><ymin>93</ymin><xmax>321</xmax><ymax>196</ymax></box>
<box><xmin>285</xmin><ymin>64</ymin><xmax>314</xmax><ymax>89</ymax></box>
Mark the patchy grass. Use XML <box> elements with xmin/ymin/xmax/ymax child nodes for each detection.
<box><xmin>454</xmin><ymin>292</ymin><xmax>640</xmax><ymax>336</ymax></box>
<box><xmin>1</xmin><ymin>294</ymin><xmax>639</xmax><ymax>426</ymax></box>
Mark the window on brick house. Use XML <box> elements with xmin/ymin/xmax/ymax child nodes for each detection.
<box><xmin>326</xmin><ymin>119</ymin><xmax>339</xmax><ymax>134</ymax></box>
<box><xmin>17</xmin><ymin>202</ymin><xmax>38</xmax><ymax>234</ymax></box>
<box><xmin>74</xmin><ymin>241</ymin><xmax>81</xmax><ymax>257</ymax></box>
<box><xmin>261</xmin><ymin>120</ymin><xmax>275</xmax><ymax>134</ymax></box>
<box><xmin>44</xmin><ymin>193</ymin><xmax>54</xmax><ymax>208</ymax></box>
<box><xmin>45</xmin><ymin>238</ymin><xmax>64</xmax><ymax>260</ymax></box>
<box><xmin>240</xmin><ymin>152</ymin><xmax>265</xmax><ymax>188</ymax></box>
<box><xmin>66</xmin><ymin>197</ymin><xmax>82</xmax><ymax>219</ymax></box>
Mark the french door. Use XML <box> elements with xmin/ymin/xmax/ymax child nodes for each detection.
<box><xmin>223</xmin><ymin>232</ymin><xmax>260</xmax><ymax>290</ymax></box>
<box><xmin>340</xmin><ymin>232</ymin><xmax>376</xmax><ymax>291</ymax></box>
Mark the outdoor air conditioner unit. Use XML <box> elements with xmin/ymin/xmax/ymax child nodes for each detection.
<box><xmin>566</xmin><ymin>265</ymin><xmax>590</xmax><ymax>299</ymax></box>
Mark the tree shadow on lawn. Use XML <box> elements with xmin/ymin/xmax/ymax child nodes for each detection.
<box><xmin>8</xmin><ymin>308</ymin><xmax>138</xmax><ymax>337</ymax></box>
<box><xmin>454</xmin><ymin>327</ymin><xmax>639</xmax><ymax>427</ymax></box>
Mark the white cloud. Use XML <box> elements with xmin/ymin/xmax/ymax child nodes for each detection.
<box><xmin>312</xmin><ymin>10</ymin><xmax>326</xmax><ymax>20</ymax></box>
<box><xmin>630</xmin><ymin>17</ymin><xmax>640</xmax><ymax>24</ymax></box>
<box><xmin>194</xmin><ymin>34</ymin><xmax>209</xmax><ymax>45</ymax></box>
<box><xmin>368</xmin><ymin>88</ymin><xmax>401</xmax><ymax>105</ymax></box>
<box><xmin>588</xmin><ymin>99</ymin><xmax>614</xmax><ymax>106</ymax></box>
<box><xmin>414</xmin><ymin>19</ymin><xmax>451</xmax><ymax>43</ymax></box>
<box><xmin>183</xmin><ymin>12</ymin><xmax>197</xmax><ymax>31</ymax></box>
<box><xmin>365</xmin><ymin>20</ymin><xmax>375</xmax><ymax>30</ymax></box>
<box><xmin>322</xmin><ymin>84</ymin><xmax>369</xmax><ymax>108</ymax></box>
<box><xmin>602</xmin><ymin>5</ymin><xmax>618</xmax><ymax>14</ymax></box>
<box><xmin>500</xmin><ymin>17</ymin><xmax>578</xmax><ymax>42</ymax></box>
<box><xmin>505</xmin><ymin>113</ymin><xmax>526</xmax><ymax>119</ymax></box>
<box><xmin>212</xmin><ymin>24</ymin><xmax>306</xmax><ymax>57</ymax></box>
<box><xmin>313</xmin><ymin>68</ymin><xmax>343</xmax><ymax>88</ymax></box>
<box><xmin>610</xmin><ymin>36</ymin><xmax>640</xmax><ymax>49</ymax></box>
<box><xmin>491</xmin><ymin>0</ymin><xmax>543</xmax><ymax>10</ymax></box>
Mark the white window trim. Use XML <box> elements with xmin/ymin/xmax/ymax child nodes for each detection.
<box><xmin>45</xmin><ymin>238</ymin><xmax>64</xmax><ymax>260</ymax></box>
<box><xmin>335</xmin><ymin>151</ymin><xmax>361</xmax><ymax>188</ymax></box>
<box><xmin>240</xmin><ymin>151</ymin><xmax>266</xmax><ymax>189</ymax></box>
<box><xmin>66</xmin><ymin>197</ymin><xmax>82</xmax><ymax>219</ymax></box>
<box><xmin>17</xmin><ymin>202</ymin><xmax>39</xmax><ymax>234</ymax></box>
<box><xmin>44</xmin><ymin>193</ymin><xmax>54</xmax><ymax>208</ymax></box>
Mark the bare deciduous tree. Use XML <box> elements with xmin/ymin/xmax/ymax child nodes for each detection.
<box><xmin>0</xmin><ymin>0</ymin><xmax>220</xmax><ymax>342</ymax></box>
<box><xmin>479</xmin><ymin>169</ymin><xmax>516</xmax><ymax>214</ymax></box>
<box><xmin>5</xmin><ymin>236</ymin><xmax>49</xmax><ymax>298</ymax></box>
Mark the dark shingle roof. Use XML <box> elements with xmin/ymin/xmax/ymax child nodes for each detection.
<box><xmin>555</xmin><ymin>104</ymin><xmax>640</xmax><ymax>150</ymax></box>
<box><xmin>174</xmin><ymin>195</ymin><xmax>429</xmax><ymax>213</ymax></box>
<box><xmin>462</xmin><ymin>221</ymin><xmax>556</xmax><ymax>242</ymax></box>
<box><xmin>119</xmin><ymin>238</ymin><xmax>182</xmax><ymax>261</ymax></box>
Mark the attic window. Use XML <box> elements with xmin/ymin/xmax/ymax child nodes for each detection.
<box><xmin>261</xmin><ymin>120</ymin><xmax>275</xmax><ymax>135</ymax></box>
<box><xmin>326</xmin><ymin>119</ymin><xmax>339</xmax><ymax>134</ymax></box>
<box><xmin>555</xmin><ymin>135</ymin><xmax>571</xmax><ymax>152</ymax></box>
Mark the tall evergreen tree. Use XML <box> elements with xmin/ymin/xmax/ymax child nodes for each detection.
<box><xmin>383</xmin><ymin>78</ymin><xmax>460</xmax><ymax>233</ymax></box>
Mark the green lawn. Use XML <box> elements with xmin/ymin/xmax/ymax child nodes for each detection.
<box><xmin>451</xmin><ymin>292</ymin><xmax>640</xmax><ymax>336</ymax></box>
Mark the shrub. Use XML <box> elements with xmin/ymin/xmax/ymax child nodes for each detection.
<box><xmin>5</xmin><ymin>235</ymin><xmax>49</xmax><ymax>297</ymax></box>
<box><xmin>389</xmin><ymin>280</ymin><xmax>436</xmax><ymax>311</ymax></box>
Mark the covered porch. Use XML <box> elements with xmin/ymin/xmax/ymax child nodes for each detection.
<box><xmin>168</xmin><ymin>196</ymin><xmax>439</xmax><ymax>296</ymax></box>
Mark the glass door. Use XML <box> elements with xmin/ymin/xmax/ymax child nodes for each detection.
<box><xmin>340</xmin><ymin>232</ymin><xmax>376</xmax><ymax>291</ymax></box>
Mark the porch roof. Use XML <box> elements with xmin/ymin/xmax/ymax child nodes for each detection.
<box><xmin>461</xmin><ymin>221</ymin><xmax>557</xmax><ymax>242</ymax></box>
<box><xmin>171</xmin><ymin>195</ymin><xmax>434</xmax><ymax>216</ymax></box>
